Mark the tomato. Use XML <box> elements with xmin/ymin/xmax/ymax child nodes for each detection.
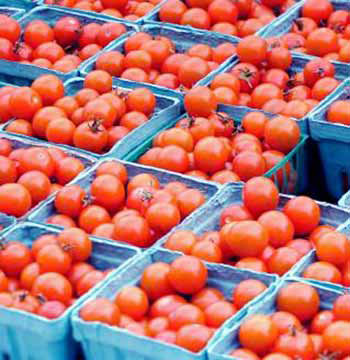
<box><xmin>126</xmin><ymin>88</ymin><xmax>156</xmax><ymax>116</ymax></box>
<box><xmin>32</xmin><ymin>273</ymin><xmax>73</xmax><ymax>305</ymax></box>
<box><xmin>175</xmin><ymin>324</ymin><xmax>212</xmax><ymax>352</ymax></box>
<box><xmin>270</xmin><ymin>311</ymin><xmax>302</xmax><ymax>335</ymax></box>
<box><xmin>114</xmin><ymin>215</ymin><xmax>152</xmax><ymax>247</ymax></box>
<box><xmin>191</xmin><ymin>287</ymin><xmax>224</xmax><ymax>311</ymax></box>
<box><xmin>145</xmin><ymin>203</ymin><xmax>181</xmax><ymax>234</ymax></box>
<box><xmin>258</xmin><ymin>211</ymin><xmax>295</xmax><ymax>248</ymax></box>
<box><xmin>80</xmin><ymin>298</ymin><xmax>120</xmax><ymax>326</ymax></box>
<box><xmin>168</xmin><ymin>303</ymin><xmax>205</xmax><ymax>330</ymax></box>
<box><xmin>230</xmin><ymin>349</ymin><xmax>260</xmax><ymax>360</ymax></box>
<box><xmin>283</xmin><ymin>196</ymin><xmax>320</xmax><ymax>236</ymax></box>
<box><xmin>231</xmin><ymin>63</ymin><xmax>260</xmax><ymax>94</ymax></box>
<box><xmin>115</xmin><ymin>286</ymin><xmax>149</xmax><ymax>321</ymax></box>
<box><xmin>267</xmin><ymin>247</ymin><xmax>301</xmax><ymax>276</ymax></box>
<box><xmin>0</xmin><ymin>183</ymin><xmax>32</xmax><ymax>217</ymax></box>
<box><xmin>323</xmin><ymin>321</ymin><xmax>350</xmax><ymax>356</ymax></box>
<box><xmin>67</xmin><ymin>262</ymin><xmax>94</xmax><ymax>288</ymax></box>
<box><xmin>180</xmin><ymin>8</ymin><xmax>211</xmax><ymax>30</ymax></box>
<box><xmin>37</xmin><ymin>300</ymin><xmax>67</xmax><ymax>319</ymax></box>
<box><xmin>55</xmin><ymin>185</ymin><xmax>86</xmax><ymax>218</ymax></box>
<box><xmin>273</xmin><ymin>330</ymin><xmax>315</xmax><ymax>360</ymax></box>
<box><xmin>303</xmin><ymin>261</ymin><xmax>342</xmax><ymax>284</ymax></box>
<box><xmin>306</xmin><ymin>28</ymin><xmax>339</xmax><ymax>57</ymax></box>
<box><xmin>36</xmin><ymin>244</ymin><xmax>72</xmax><ymax>275</ymax></box>
<box><xmin>177</xmin><ymin>189</ymin><xmax>206</xmax><ymax>218</ymax></box>
<box><xmin>310</xmin><ymin>310</ymin><xmax>334</xmax><ymax>334</ymax></box>
<box><xmin>168</xmin><ymin>256</ymin><xmax>207</xmax><ymax>295</ymax></box>
<box><xmin>57</xmin><ymin>227</ymin><xmax>92</xmax><ymax>262</ymax></box>
<box><xmin>73</xmin><ymin>120</ymin><xmax>108</xmax><ymax>153</ymax></box>
<box><xmin>10</xmin><ymin>87</ymin><xmax>42</xmax><ymax>120</ymax></box>
<box><xmin>237</xmin><ymin>36</ymin><xmax>267</xmax><ymax>66</ymax></box>
<box><xmin>220</xmin><ymin>220</ymin><xmax>268</xmax><ymax>258</ymax></box>
<box><xmin>277</xmin><ymin>282</ymin><xmax>320</xmax><ymax>323</ymax></box>
<box><xmin>164</xmin><ymin>230</ymin><xmax>197</xmax><ymax>255</ymax></box>
<box><xmin>233</xmin><ymin>279</ymin><xmax>267</xmax><ymax>310</ymax></box>
<box><xmin>184</xmin><ymin>87</ymin><xmax>217</xmax><ymax>117</ymax></box>
<box><xmin>239</xmin><ymin>315</ymin><xmax>279</xmax><ymax>355</ymax></box>
<box><xmin>76</xmin><ymin>270</ymin><xmax>105</xmax><ymax>296</ymax></box>
<box><xmin>12</xmin><ymin>291</ymin><xmax>40</xmax><ymax>313</ymax></box>
<box><xmin>243</xmin><ymin>177</ymin><xmax>279</xmax><ymax>218</ymax></box>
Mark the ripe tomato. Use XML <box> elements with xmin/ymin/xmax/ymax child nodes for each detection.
<box><xmin>80</xmin><ymin>298</ymin><xmax>120</xmax><ymax>326</ymax></box>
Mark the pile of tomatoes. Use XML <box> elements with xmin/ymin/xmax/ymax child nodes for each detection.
<box><xmin>0</xmin><ymin>227</ymin><xmax>113</xmax><ymax>319</ymax></box>
<box><xmin>164</xmin><ymin>177</ymin><xmax>330</xmax><ymax>276</ymax></box>
<box><xmin>44</xmin><ymin>0</ymin><xmax>162</xmax><ymax>21</ymax></box>
<box><xmin>0</xmin><ymin>14</ymin><xmax>127</xmax><ymax>72</ymax></box>
<box><xmin>300</xmin><ymin>228</ymin><xmax>350</xmax><ymax>286</ymax></box>
<box><xmin>231</xmin><ymin>281</ymin><xmax>350</xmax><ymax>359</ymax></box>
<box><xmin>327</xmin><ymin>98</ymin><xmax>350</xmax><ymax>125</ymax></box>
<box><xmin>271</xmin><ymin>0</ymin><xmax>350</xmax><ymax>63</ymax></box>
<box><xmin>138</xmin><ymin>103</ymin><xmax>300</xmax><ymax>184</ymax></box>
<box><xmin>0</xmin><ymin>139</ymin><xmax>87</xmax><ymax>217</ymax></box>
<box><xmin>159</xmin><ymin>0</ymin><xmax>295</xmax><ymax>37</ymax></box>
<box><xmin>47</xmin><ymin>160</ymin><xmax>207</xmax><ymax>247</ymax></box>
<box><xmin>94</xmin><ymin>31</ymin><xmax>237</xmax><ymax>90</ymax></box>
<box><xmin>80</xmin><ymin>254</ymin><xmax>269</xmax><ymax>352</ymax></box>
<box><xmin>206</xmin><ymin>36</ymin><xmax>342</xmax><ymax>118</ymax></box>
<box><xmin>2</xmin><ymin>72</ymin><xmax>157</xmax><ymax>154</ymax></box>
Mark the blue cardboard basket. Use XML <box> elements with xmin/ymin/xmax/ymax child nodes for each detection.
<box><xmin>0</xmin><ymin>132</ymin><xmax>96</xmax><ymax>219</ymax></box>
<box><xmin>339</xmin><ymin>189</ymin><xmax>350</xmax><ymax>208</ymax></box>
<box><xmin>71</xmin><ymin>248</ymin><xmax>278</xmax><ymax>360</ymax></box>
<box><xmin>2</xmin><ymin>76</ymin><xmax>183</xmax><ymax>159</ymax></box>
<box><xmin>28</xmin><ymin>157</ymin><xmax>220</xmax><ymax>246</ymax></box>
<box><xmin>38</xmin><ymin>0</ymin><xmax>167</xmax><ymax>24</ymax></box>
<box><xmin>309</xmin><ymin>79</ymin><xmax>350</xmax><ymax>200</ymax></box>
<box><xmin>207</xmin><ymin>277</ymin><xmax>344</xmax><ymax>360</ymax></box>
<box><xmin>259</xmin><ymin>0</ymin><xmax>350</xmax><ymax>66</ymax></box>
<box><xmin>0</xmin><ymin>6</ymin><xmax>138</xmax><ymax>84</ymax></box>
<box><xmin>0</xmin><ymin>222</ymin><xmax>141</xmax><ymax>360</ymax></box>
<box><xmin>0</xmin><ymin>6</ymin><xmax>25</xmax><ymax>19</ymax></box>
<box><xmin>124</xmin><ymin>104</ymin><xmax>308</xmax><ymax>194</ymax></box>
<box><xmin>200</xmin><ymin>52</ymin><xmax>350</xmax><ymax>135</ymax></box>
<box><xmin>80</xmin><ymin>22</ymin><xmax>240</xmax><ymax>93</ymax></box>
<box><xmin>154</xmin><ymin>183</ymin><xmax>350</xmax><ymax>274</ymax></box>
<box><xmin>144</xmin><ymin>0</ymin><xmax>301</xmax><ymax>38</ymax></box>
<box><xmin>0</xmin><ymin>213</ymin><xmax>16</xmax><ymax>234</ymax></box>
<box><xmin>0</xmin><ymin>0</ymin><xmax>38</xmax><ymax>12</ymax></box>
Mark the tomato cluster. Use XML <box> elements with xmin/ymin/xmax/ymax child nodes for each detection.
<box><xmin>159</xmin><ymin>0</ymin><xmax>295</xmax><ymax>37</ymax></box>
<box><xmin>272</xmin><ymin>0</ymin><xmax>350</xmax><ymax>63</ymax></box>
<box><xmin>3</xmin><ymin>72</ymin><xmax>157</xmax><ymax>154</ymax></box>
<box><xmin>80</xmin><ymin>254</ymin><xmax>268</xmax><ymax>352</ymax></box>
<box><xmin>95</xmin><ymin>31</ymin><xmax>237</xmax><ymax>90</ymax></box>
<box><xmin>327</xmin><ymin>99</ymin><xmax>350</xmax><ymax>125</ymax></box>
<box><xmin>232</xmin><ymin>281</ymin><xmax>350</xmax><ymax>359</ymax></box>
<box><xmin>0</xmin><ymin>14</ymin><xmax>127</xmax><ymax>72</ymax></box>
<box><xmin>0</xmin><ymin>227</ymin><xmax>113</xmax><ymax>319</ymax></box>
<box><xmin>164</xmin><ymin>177</ymin><xmax>329</xmax><ymax>276</ymax></box>
<box><xmin>0</xmin><ymin>140</ymin><xmax>86</xmax><ymax>217</ymax></box>
<box><xmin>205</xmin><ymin>36</ymin><xmax>341</xmax><ymax>118</ymax></box>
<box><xmin>48</xmin><ymin>160</ymin><xmax>206</xmax><ymax>247</ymax></box>
<box><xmin>300</xmin><ymin>229</ymin><xmax>350</xmax><ymax>286</ymax></box>
<box><xmin>44</xmin><ymin>0</ymin><xmax>162</xmax><ymax>21</ymax></box>
<box><xmin>138</xmin><ymin>106</ymin><xmax>300</xmax><ymax>184</ymax></box>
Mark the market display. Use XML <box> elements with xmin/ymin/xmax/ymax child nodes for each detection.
<box><xmin>0</xmin><ymin>0</ymin><xmax>349</xmax><ymax>359</ymax></box>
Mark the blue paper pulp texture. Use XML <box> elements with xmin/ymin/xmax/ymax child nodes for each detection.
<box><xmin>0</xmin><ymin>132</ymin><xmax>96</xmax><ymax>219</ymax></box>
<box><xmin>0</xmin><ymin>6</ymin><xmax>138</xmax><ymax>84</ymax></box>
<box><xmin>28</xmin><ymin>158</ymin><xmax>220</xmax><ymax>244</ymax></box>
<box><xmin>71</xmin><ymin>248</ymin><xmax>278</xmax><ymax>360</ymax></box>
<box><xmin>3</xmin><ymin>76</ymin><xmax>182</xmax><ymax>159</ymax></box>
<box><xmin>154</xmin><ymin>183</ymin><xmax>350</xmax><ymax>275</ymax></box>
<box><xmin>0</xmin><ymin>222</ymin><xmax>140</xmax><ymax>360</ymax></box>
<box><xmin>201</xmin><ymin>52</ymin><xmax>350</xmax><ymax>135</ymax></box>
<box><xmin>38</xmin><ymin>0</ymin><xmax>167</xmax><ymax>23</ymax></box>
<box><xmin>80</xmin><ymin>22</ymin><xmax>240</xmax><ymax>92</ymax></box>
<box><xmin>208</xmin><ymin>277</ymin><xmax>344</xmax><ymax>360</ymax></box>
<box><xmin>0</xmin><ymin>213</ymin><xmax>16</xmax><ymax>234</ymax></box>
<box><xmin>309</xmin><ymin>79</ymin><xmax>350</xmax><ymax>200</ymax></box>
<box><xmin>0</xmin><ymin>6</ymin><xmax>25</xmax><ymax>18</ymax></box>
